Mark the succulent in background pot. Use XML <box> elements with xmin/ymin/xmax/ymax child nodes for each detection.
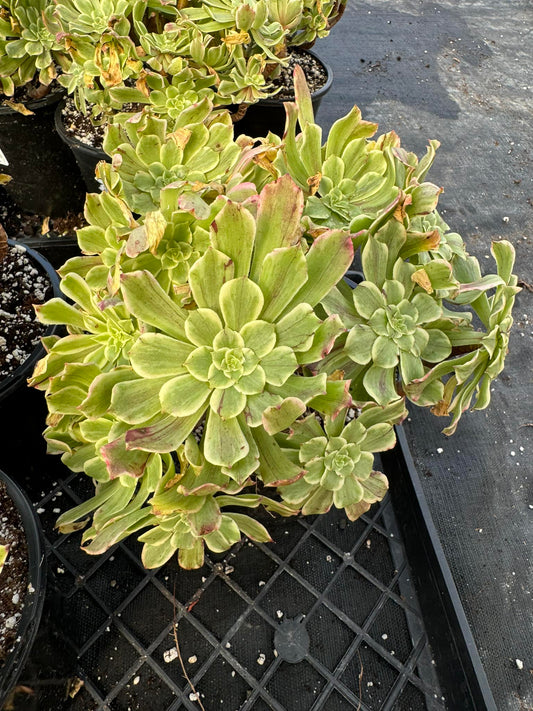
<box><xmin>0</xmin><ymin>0</ymin><xmax>68</xmax><ymax>97</ymax></box>
<box><xmin>0</xmin><ymin>0</ymin><xmax>85</xmax><ymax>216</ymax></box>
<box><xmin>0</xmin><ymin>469</ymin><xmax>46</xmax><ymax>708</ymax></box>
<box><xmin>180</xmin><ymin>1</ymin><xmax>344</xmax><ymax>134</ymax></box>
<box><xmin>232</xmin><ymin>49</ymin><xmax>333</xmax><ymax>137</ymax></box>
<box><xmin>49</xmin><ymin>1</ymin><xmax>347</xmax><ymax>189</ymax></box>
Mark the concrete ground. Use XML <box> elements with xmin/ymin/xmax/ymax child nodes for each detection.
<box><xmin>316</xmin><ymin>1</ymin><xmax>532</xmax><ymax>708</ymax></box>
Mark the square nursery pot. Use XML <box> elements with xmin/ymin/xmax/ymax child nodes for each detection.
<box><xmin>0</xmin><ymin>89</ymin><xmax>85</xmax><ymax>217</ymax></box>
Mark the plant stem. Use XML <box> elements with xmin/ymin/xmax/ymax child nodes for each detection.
<box><xmin>0</xmin><ymin>224</ymin><xmax>8</xmax><ymax>263</ymax></box>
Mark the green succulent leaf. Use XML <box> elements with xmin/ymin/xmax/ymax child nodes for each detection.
<box><xmin>262</xmin><ymin>397</ymin><xmax>306</xmax><ymax>435</ymax></box>
<box><xmin>220</xmin><ymin>278</ymin><xmax>264</xmax><ymax>331</ymax></box>
<box><xmin>204</xmin><ymin>411</ymin><xmax>249</xmax><ymax>468</ymax></box>
<box><xmin>120</xmin><ymin>270</ymin><xmax>188</xmax><ymax>339</ymax></box>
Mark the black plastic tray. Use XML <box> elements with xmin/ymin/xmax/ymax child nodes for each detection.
<box><xmin>1</xmin><ymin>388</ymin><xmax>497</xmax><ymax>710</ymax></box>
<box><xmin>382</xmin><ymin>428</ymin><xmax>497</xmax><ymax>711</ymax></box>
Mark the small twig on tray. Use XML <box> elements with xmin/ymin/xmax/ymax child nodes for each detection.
<box><xmin>356</xmin><ymin>651</ymin><xmax>364</xmax><ymax>711</ymax></box>
<box><xmin>173</xmin><ymin>583</ymin><xmax>205</xmax><ymax>710</ymax></box>
<box><xmin>517</xmin><ymin>279</ymin><xmax>533</xmax><ymax>292</ymax></box>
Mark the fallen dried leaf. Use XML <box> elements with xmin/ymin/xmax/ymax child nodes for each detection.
<box><xmin>3</xmin><ymin>100</ymin><xmax>34</xmax><ymax>116</ymax></box>
<box><xmin>66</xmin><ymin>677</ymin><xmax>84</xmax><ymax>699</ymax></box>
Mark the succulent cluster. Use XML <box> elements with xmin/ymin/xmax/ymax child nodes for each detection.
<box><xmin>0</xmin><ymin>0</ymin><xmax>68</xmax><ymax>96</ymax></box>
<box><xmin>30</xmin><ymin>72</ymin><xmax>518</xmax><ymax>569</ymax></box>
<box><xmin>0</xmin><ymin>0</ymin><xmax>346</xmax><ymax>131</ymax></box>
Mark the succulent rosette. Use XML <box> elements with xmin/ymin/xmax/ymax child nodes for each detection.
<box><xmin>29</xmin><ymin>268</ymin><xmax>140</xmax><ymax>388</ymax></box>
<box><xmin>53</xmin><ymin>0</ymin><xmax>135</xmax><ymax>38</ymax></box>
<box><xmin>75</xmin><ymin>187</ymin><xmax>215</xmax><ymax>294</ymax></box>
<box><xmin>135</xmin><ymin>437</ymin><xmax>296</xmax><ymax>569</ymax></box>
<box><xmin>269</xmin><ymin>66</ymin><xmax>443</xmax><ymax>241</ymax></box>
<box><xmin>51</xmin><ymin>439</ymin><xmax>278</xmax><ymax>570</ymax></box>
<box><xmin>101</xmin><ymin>109</ymin><xmax>241</xmax><ymax>213</ymax></box>
<box><xmin>25</xmin><ymin>67</ymin><xmax>519</xmax><ymax>571</ymax></box>
<box><xmin>131</xmin><ymin>6</ymin><xmax>193</xmax><ymax>75</ymax></box>
<box><xmin>342</xmin><ymin>228</ymin><xmax>453</xmax><ymax>405</ymax></box>
<box><xmin>278</xmin><ymin>398</ymin><xmax>407</xmax><ymax>518</ymax></box>
<box><xmin>407</xmin><ymin>210</ymin><xmax>467</xmax><ymax>266</ymax></box>
<box><xmin>52</xmin><ymin>0</ymin><xmax>143</xmax><ymax>115</ymax></box>
<box><xmin>182</xmin><ymin>0</ymin><xmax>286</xmax><ymax>59</ymax></box>
<box><xmin>405</xmin><ymin>240</ymin><xmax>519</xmax><ymax>434</ymax></box>
<box><xmin>0</xmin><ymin>0</ymin><xmax>67</xmax><ymax>95</ymax></box>
<box><xmin>268</xmin><ymin>0</ymin><xmax>347</xmax><ymax>49</ymax></box>
<box><xmin>110</xmin><ymin>176</ymin><xmax>353</xmax><ymax>480</ymax></box>
<box><xmin>28</xmin><ymin>268</ymin><xmax>147</xmax><ymax>480</ymax></box>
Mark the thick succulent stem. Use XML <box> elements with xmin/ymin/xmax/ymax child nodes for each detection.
<box><xmin>231</xmin><ymin>103</ymin><xmax>249</xmax><ymax>122</ymax></box>
<box><xmin>328</xmin><ymin>1</ymin><xmax>347</xmax><ymax>30</ymax></box>
<box><xmin>0</xmin><ymin>224</ymin><xmax>8</xmax><ymax>263</ymax></box>
<box><xmin>27</xmin><ymin>82</ymin><xmax>51</xmax><ymax>100</ymax></box>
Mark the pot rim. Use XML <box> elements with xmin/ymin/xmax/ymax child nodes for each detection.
<box><xmin>0</xmin><ymin>85</ymin><xmax>64</xmax><ymax>117</ymax></box>
<box><xmin>54</xmin><ymin>99</ymin><xmax>108</xmax><ymax>159</ymax></box>
<box><xmin>0</xmin><ymin>240</ymin><xmax>62</xmax><ymax>403</ymax></box>
<box><xmin>247</xmin><ymin>47</ymin><xmax>333</xmax><ymax>107</ymax></box>
<box><xmin>0</xmin><ymin>469</ymin><xmax>46</xmax><ymax>707</ymax></box>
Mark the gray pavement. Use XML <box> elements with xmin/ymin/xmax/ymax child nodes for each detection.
<box><xmin>316</xmin><ymin>2</ymin><xmax>533</xmax><ymax>708</ymax></box>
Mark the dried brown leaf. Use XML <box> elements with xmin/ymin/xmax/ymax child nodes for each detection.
<box><xmin>3</xmin><ymin>100</ymin><xmax>34</xmax><ymax>115</ymax></box>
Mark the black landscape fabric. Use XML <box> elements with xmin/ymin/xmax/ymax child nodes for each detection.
<box><xmin>317</xmin><ymin>2</ymin><xmax>532</xmax><ymax>710</ymax></box>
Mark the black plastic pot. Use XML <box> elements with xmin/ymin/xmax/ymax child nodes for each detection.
<box><xmin>54</xmin><ymin>101</ymin><xmax>108</xmax><ymax>193</ymax></box>
<box><xmin>233</xmin><ymin>50</ymin><xmax>333</xmax><ymax>138</ymax></box>
<box><xmin>0</xmin><ymin>469</ymin><xmax>46</xmax><ymax>708</ymax></box>
<box><xmin>0</xmin><ymin>240</ymin><xmax>62</xmax><ymax>404</ymax></box>
<box><xmin>0</xmin><ymin>89</ymin><xmax>85</xmax><ymax>217</ymax></box>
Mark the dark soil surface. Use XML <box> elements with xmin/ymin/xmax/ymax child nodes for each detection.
<box><xmin>60</xmin><ymin>97</ymin><xmax>107</xmax><ymax>150</ymax></box>
<box><xmin>60</xmin><ymin>98</ymin><xmax>144</xmax><ymax>150</ymax></box>
<box><xmin>0</xmin><ymin>187</ymin><xmax>84</xmax><ymax>240</ymax></box>
<box><xmin>0</xmin><ymin>243</ymin><xmax>52</xmax><ymax>379</ymax></box>
<box><xmin>270</xmin><ymin>48</ymin><xmax>328</xmax><ymax>100</ymax></box>
<box><xmin>0</xmin><ymin>481</ymin><xmax>29</xmax><ymax>665</ymax></box>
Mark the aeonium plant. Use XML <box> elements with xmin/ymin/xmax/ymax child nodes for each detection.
<box><xmin>32</xmin><ymin>175</ymin><xmax>395</xmax><ymax>568</ymax></box>
<box><xmin>51</xmin><ymin>0</ymin><xmax>348</xmax><ymax>130</ymax></box>
<box><xmin>264</xmin><ymin>64</ymin><xmax>443</xmax><ymax>238</ymax></box>
<box><xmin>30</xmin><ymin>83</ymin><xmax>519</xmax><ymax>569</ymax></box>
<box><xmin>0</xmin><ymin>0</ymin><xmax>69</xmax><ymax>101</ymax></box>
